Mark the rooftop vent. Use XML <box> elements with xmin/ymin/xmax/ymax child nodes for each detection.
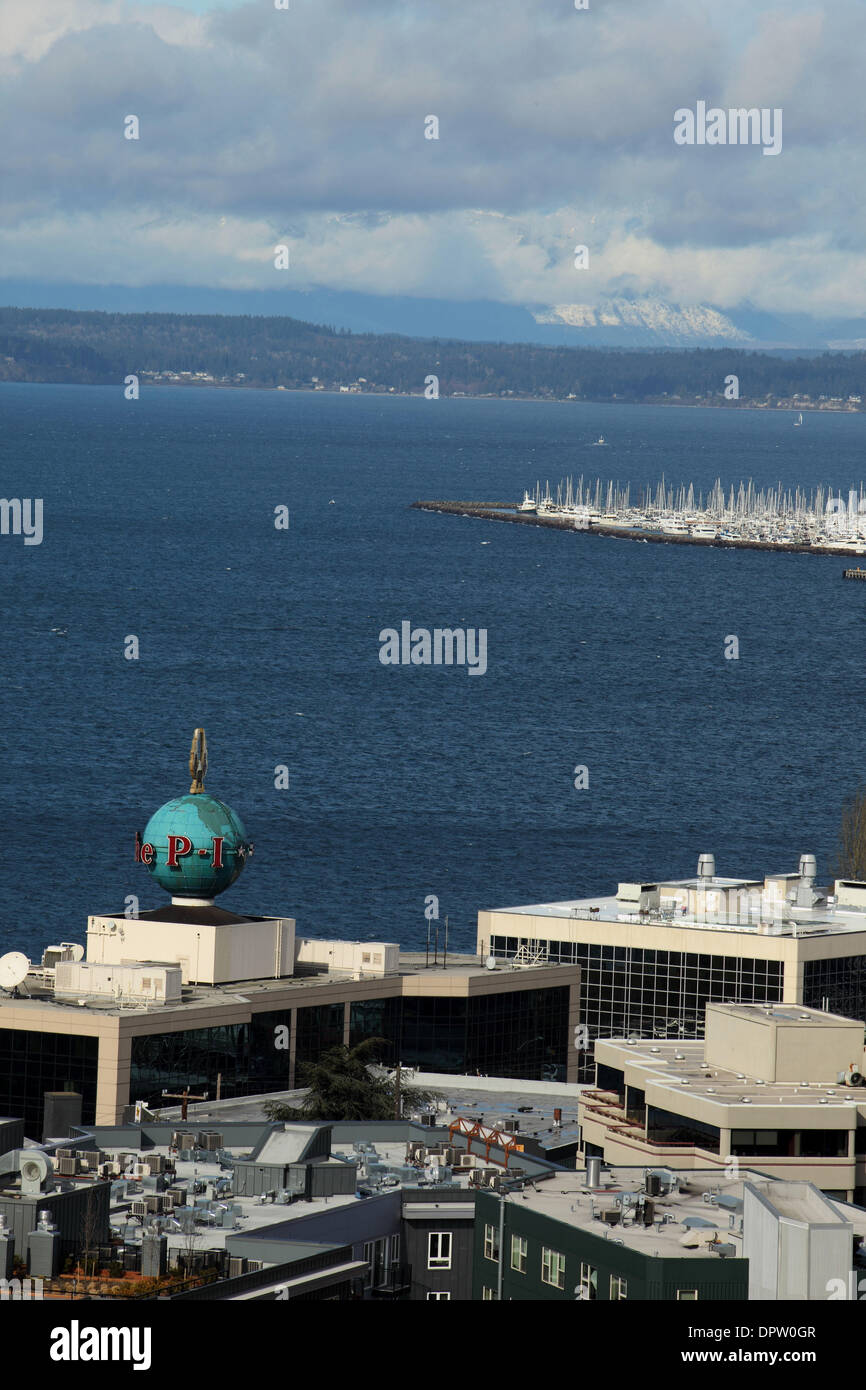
<box><xmin>697</xmin><ymin>854</ymin><xmax>716</xmax><ymax>881</ymax></box>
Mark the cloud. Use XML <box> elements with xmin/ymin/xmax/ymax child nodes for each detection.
<box><xmin>1</xmin><ymin>0</ymin><xmax>863</xmax><ymax>316</ymax></box>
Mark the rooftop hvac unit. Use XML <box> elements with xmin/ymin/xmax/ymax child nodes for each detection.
<box><xmin>173</xmin><ymin>1132</ymin><xmax>196</xmax><ymax>1150</ymax></box>
<box><xmin>247</xmin><ymin>1260</ymin><xmax>264</xmax><ymax>1272</ymax></box>
<box><xmin>55</xmin><ymin>1148</ymin><xmax>72</xmax><ymax>1159</ymax></box>
<box><xmin>58</xmin><ymin>1157</ymin><xmax>78</xmax><ymax>1176</ymax></box>
<box><xmin>84</xmin><ymin>1151</ymin><xmax>102</xmax><ymax>1167</ymax></box>
<box><xmin>108</xmin><ymin>1162</ymin><xmax>121</xmax><ymax>1176</ymax></box>
<box><xmin>228</xmin><ymin>1257</ymin><xmax>245</xmax><ymax>1278</ymax></box>
<box><xmin>133</xmin><ymin>1163</ymin><xmax>148</xmax><ymax>1179</ymax></box>
<box><xmin>645</xmin><ymin>1173</ymin><xmax>662</xmax><ymax>1197</ymax></box>
<box><xmin>144</xmin><ymin>1195</ymin><xmax>162</xmax><ymax>1214</ymax></box>
<box><xmin>198</xmin><ymin>1132</ymin><xmax>223</xmax><ymax>1151</ymax></box>
<box><xmin>147</xmin><ymin>1155</ymin><xmax>166</xmax><ymax>1174</ymax></box>
<box><xmin>131</xmin><ymin>1201</ymin><xmax>148</xmax><ymax>1218</ymax></box>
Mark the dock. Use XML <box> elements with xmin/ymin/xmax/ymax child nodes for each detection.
<box><xmin>843</xmin><ymin>568</ymin><xmax>866</xmax><ymax>580</ymax></box>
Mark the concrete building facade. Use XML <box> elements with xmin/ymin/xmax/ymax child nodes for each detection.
<box><xmin>582</xmin><ymin>1004</ymin><xmax>866</xmax><ymax>1202</ymax></box>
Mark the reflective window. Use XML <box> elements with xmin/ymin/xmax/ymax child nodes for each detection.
<box><xmin>0</xmin><ymin>1028</ymin><xmax>99</xmax><ymax>1135</ymax></box>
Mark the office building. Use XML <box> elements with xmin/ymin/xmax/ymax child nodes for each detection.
<box><xmin>478</xmin><ymin>852</ymin><xmax>866</xmax><ymax>1079</ymax></box>
<box><xmin>0</xmin><ymin>731</ymin><xmax>579</xmax><ymax>1134</ymax></box>
<box><xmin>583</xmin><ymin>1003</ymin><xmax>866</xmax><ymax>1202</ymax></box>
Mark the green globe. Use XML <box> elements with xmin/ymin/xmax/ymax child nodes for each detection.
<box><xmin>141</xmin><ymin>793</ymin><xmax>251</xmax><ymax>899</ymax></box>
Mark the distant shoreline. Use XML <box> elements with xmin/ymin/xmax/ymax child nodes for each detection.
<box><xmin>0</xmin><ymin>376</ymin><xmax>856</xmax><ymax>416</ymax></box>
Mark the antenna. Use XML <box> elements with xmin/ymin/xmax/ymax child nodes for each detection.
<box><xmin>189</xmin><ymin>727</ymin><xmax>208</xmax><ymax>794</ymax></box>
<box><xmin>0</xmin><ymin>952</ymin><xmax>30</xmax><ymax>991</ymax></box>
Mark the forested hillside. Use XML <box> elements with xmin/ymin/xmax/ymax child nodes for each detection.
<box><xmin>0</xmin><ymin>305</ymin><xmax>863</xmax><ymax>406</ymax></box>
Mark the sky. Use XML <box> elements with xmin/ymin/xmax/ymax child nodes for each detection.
<box><xmin>1</xmin><ymin>0</ymin><xmax>863</xmax><ymax>325</ymax></box>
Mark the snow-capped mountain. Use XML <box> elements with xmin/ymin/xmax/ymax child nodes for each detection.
<box><xmin>532</xmin><ymin>298</ymin><xmax>753</xmax><ymax>345</ymax></box>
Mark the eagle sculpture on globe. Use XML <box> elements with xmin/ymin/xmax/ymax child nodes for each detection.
<box><xmin>135</xmin><ymin>728</ymin><xmax>253</xmax><ymax>901</ymax></box>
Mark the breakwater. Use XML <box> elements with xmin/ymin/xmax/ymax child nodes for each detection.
<box><xmin>412</xmin><ymin>500</ymin><xmax>866</xmax><ymax>558</ymax></box>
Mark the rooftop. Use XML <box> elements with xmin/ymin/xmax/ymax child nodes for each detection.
<box><xmin>491</xmin><ymin>884</ymin><xmax>866</xmax><ymax>939</ymax></box>
<box><xmin>502</xmin><ymin>1166</ymin><xmax>866</xmax><ymax>1261</ymax></box>
<box><xmin>594</xmin><ymin>1034</ymin><xmax>866</xmax><ymax>1113</ymax></box>
<box><xmin>0</xmin><ymin>951</ymin><xmax>572</xmax><ymax>1021</ymax></box>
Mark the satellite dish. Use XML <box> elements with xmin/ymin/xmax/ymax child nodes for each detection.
<box><xmin>485</xmin><ymin>955</ymin><xmax>497</xmax><ymax>971</ymax></box>
<box><xmin>0</xmin><ymin>952</ymin><xmax>30</xmax><ymax>989</ymax></box>
<box><xmin>70</xmin><ymin>944</ymin><xmax>84</xmax><ymax>963</ymax></box>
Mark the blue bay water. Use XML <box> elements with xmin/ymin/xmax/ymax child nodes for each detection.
<box><xmin>1</xmin><ymin>382</ymin><xmax>864</xmax><ymax>962</ymax></box>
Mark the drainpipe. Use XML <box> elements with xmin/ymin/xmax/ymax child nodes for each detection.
<box><xmin>497</xmin><ymin>1192</ymin><xmax>505</xmax><ymax>1301</ymax></box>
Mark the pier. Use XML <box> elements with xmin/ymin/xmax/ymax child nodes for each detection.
<box><xmin>843</xmin><ymin>568</ymin><xmax>866</xmax><ymax>580</ymax></box>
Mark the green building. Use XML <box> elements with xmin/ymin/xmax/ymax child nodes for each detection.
<box><xmin>471</xmin><ymin>1171</ymin><xmax>750</xmax><ymax>1302</ymax></box>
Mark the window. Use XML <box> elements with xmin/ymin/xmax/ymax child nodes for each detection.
<box><xmin>428</xmin><ymin>1232</ymin><xmax>452</xmax><ymax>1270</ymax></box>
<box><xmin>578</xmin><ymin>1261</ymin><xmax>597</xmax><ymax>1300</ymax></box>
<box><xmin>481</xmin><ymin>1286</ymin><xmax>498</xmax><ymax>1300</ymax></box>
<box><xmin>363</xmin><ymin>1237</ymin><xmax>388</xmax><ymax>1289</ymax></box>
<box><xmin>483</xmin><ymin>1223</ymin><xmax>500</xmax><ymax>1262</ymax></box>
<box><xmin>677</xmin><ymin>1289</ymin><xmax>698</xmax><ymax>1301</ymax></box>
<box><xmin>427</xmin><ymin>1291</ymin><xmax>451</xmax><ymax>1300</ymax></box>
<box><xmin>510</xmin><ymin>1234</ymin><xmax>527</xmax><ymax>1273</ymax></box>
<box><xmin>542</xmin><ymin>1247</ymin><xmax>566</xmax><ymax>1290</ymax></box>
<box><xmin>610</xmin><ymin>1275</ymin><xmax>628</xmax><ymax>1300</ymax></box>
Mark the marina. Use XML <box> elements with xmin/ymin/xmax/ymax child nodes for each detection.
<box><xmin>415</xmin><ymin>475</ymin><xmax>866</xmax><ymax>557</ymax></box>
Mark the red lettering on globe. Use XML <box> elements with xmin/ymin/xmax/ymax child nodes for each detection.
<box><xmin>166</xmin><ymin>834</ymin><xmax>193</xmax><ymax>868</ymax></box>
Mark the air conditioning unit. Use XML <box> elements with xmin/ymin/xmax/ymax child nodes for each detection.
<box><xmin>228</xmin><ymin>1257</ymin><xmax>245</xmax><ymax>1278</ymax></box>
<box><xmin>146</xmin><ymin>1155</ymin><xmax>166</xmax><ymax>1175</ymax></box>
<box><xmin>247</xmin><ymin>1260</ymin><xmax>264</xmax><ymax>1272</ymax></box>
<box><xmin>58</xmin><ymin>1157</ymin><xmax>78</xmax><ymax>1176</ymax></box>
<box><xmin>131</xmin><ymin>1200</ymin><xmax>148</xmax><ymax>1217</ymax></box>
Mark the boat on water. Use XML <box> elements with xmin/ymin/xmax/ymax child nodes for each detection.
<box><xmin>514</xmin><ymin>474</ymin><xmax>866</xmax><ymax>555</ymax></box>
<box><xmin>592</xmin><ymin>436</ymin><xmax>607</xmax><ymax>446</ymax></box>
<box><xmin>794</xmin><ymin>413</ymin><xmax>804</xmax><ymax>426</ymax></box>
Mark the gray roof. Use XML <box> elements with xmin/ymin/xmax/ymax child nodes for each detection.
<box><xmin>247</xmin><ymin>1124</ymin><xmax>329</xmax><ymax>1165</ymax></box>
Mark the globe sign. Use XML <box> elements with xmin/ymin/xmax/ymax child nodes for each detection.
<box><xmin>138</xmin><ymin>793</ymin><xmax>251</xmax><ymax>898</ymax></box>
